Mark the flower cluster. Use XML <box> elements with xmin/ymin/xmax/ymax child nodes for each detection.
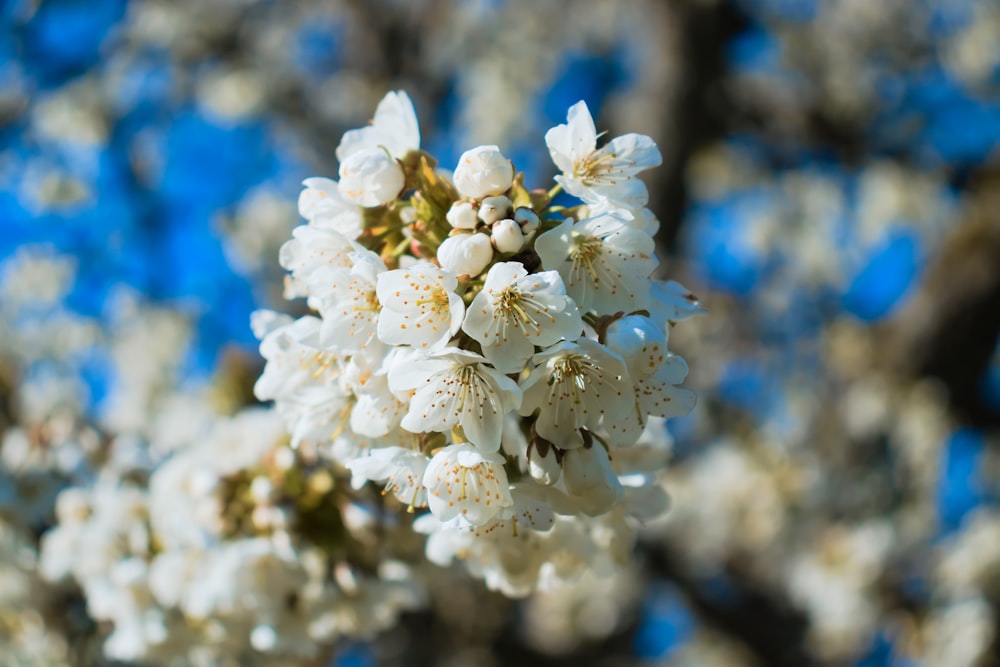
<box><xmin>258</xmin><ymin>92</ymin><xmax>700</xmax><ymax>595</ymax></box>
<box><xmin>39</xmin><ymin>407</ymin><xmax>424</xmax><ymax>665</ymax></box>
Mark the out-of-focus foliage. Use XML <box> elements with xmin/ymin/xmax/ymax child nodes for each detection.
<box><xmin>1</xmin><ymin>0</ymin><xmax>999</xmax><ymax>665</ymax></box>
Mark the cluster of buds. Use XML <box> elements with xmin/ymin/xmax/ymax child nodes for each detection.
<box><xmin>257</xmin><ymin>91</ymin><xmax>702</xmax><ymax>594</ymax></box>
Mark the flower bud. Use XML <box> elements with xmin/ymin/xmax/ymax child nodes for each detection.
<box><xmin>338</xmin><ymin>148</ymin><xmax>404</xmax><ymax>207</ymax></box>
<box><xmin>528</xmin><ymin>444</ymin><xmax>561</xmax><ymax>486</ymax></box>
<box><xmin>478</xmin><ymin>195</ymin><xmax>512</xmax><ymax>224</ymax></box>
<box><xmin>562</xmin><ymin>443</ymin><xmax>623</xmax><ymax>516</ymax></box>
<box><xmin>605</xmin><ymin>315</ymin><xmax>668</xmax><ymax>380</ymax></box>
<box><xmin>514</xmin><ymin>207</ymin><xmax>540</xmax><ymax>234</ymax></box>
<box><xmin>446</xmin><ymin>201</ymin><xmax>479</xmax><ymax>229</ymax></box>
<box><xmin>453</xmin><ymin>145</ymin><xmax>514</xmax><ymax>198</ymax></box>
<box><xmin>491</xmin><ymin>219</ymin><xmax>524</xmax><ymax>254</ymax></box>
<box><xmin>437</xmin><ymin>232</ymin><xmax>493</xmax><ymax>277</ymax></box>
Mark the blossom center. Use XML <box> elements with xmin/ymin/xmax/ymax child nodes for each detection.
<box><xmin>308</xmin><ymin>351</ymin><xmax>340</xmax><ymax>380</ymax></box>
<box><xmin>353</xmin><ymin>290</ymin><xmax>380</xmax><ymax>312</ymax></box>
<box><xmin>549</xmin><ymin>355</ymin><xmax>606</xmax><ymax>402</ymax></box>
<box><xmin>569</xmin><ymin>234</ymin><xmax>606</xmax><ymax>284</ymax></box>
<box><xmin>495</xmin><ymin>285</ymin><xmax>523</xmax><ymax>312</ymax></box>
<box><xmin>416</xmin><ymin>287</ymin><xmax>451</xmax><ymax>310</ymax></box>
<box><xmin>574</xmin><ymin>151</ymin><xmax>617</xmax><ymax>184</ymax></box>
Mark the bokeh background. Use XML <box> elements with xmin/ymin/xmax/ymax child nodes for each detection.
<box><xmin>3</xmin><ymin>0</ymin><xmax>1000</xmax><ymax>665</ymax></box>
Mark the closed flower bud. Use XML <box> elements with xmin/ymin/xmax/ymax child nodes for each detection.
<box><xmin>446</xmin><ymin>201</ymin><xmax>479</xmax><ymax>229</ymax></box>
<box><xmin>605</xmin><ymin>315</ymin><xmax>668</xmax><ymax>380</ymax></box>
<box><xmin>514</xmin><ymin>206</ymin><xmax>540</xmax><ymax>234</ymax></box>
<box><xmin>437</xmin><ymin>232</ymin><xmax>494</xmax><ymax>277</ymax></box>
<box><xmin>338</xmin><ymin>148</ymin><xmax>404</xmax><ymax>207</ymax></box>
<box><xmin>562</xmin><ymin>442</ymin><xmax>623</xmax><ymax>516</ymax></box>
<box><xmin>453</xmin><ymin>145</ymin><xmax>514</xmax><ymax>198</ymax></box>
<box><xmin>491</xmin><ymin>219</ymin><xmax>524</xmax><ymax>254</ymax></box>
<box><xmin>478</xmin><ymin>196</ymin><xmax>512</xmax><ymax>224</ymax></box>
<box><xmin>528</xmin><ymin>442</ymin><xmax>562</xmax><ymax>486</ymax></box>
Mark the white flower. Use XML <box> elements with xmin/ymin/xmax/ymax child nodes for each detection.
<box><xmin>453</xmin><ymin>145</ymin><xmax>514</xmax><ymax>199</ymax></box>
<box><xmin>346</xmin><ymin>446</ymin><xmax>429</xmax><ymax>510</ymax></box>
<box><xmin>463</xmin><ymin>262</ymin><xmax>583</xmax><ymax>373</ymax></box>
<box><xmin>375</xmin><ymin>262</ymin><xmax>465</xmax><ymax>350</ymax></box>
<box><xmin>633</xmin><ymin>355</ymin><xmax>696</xmax><ymax>419</ymax></box>
<box><xmin>338</xmin><ymin>148</ymin><xmax>405</xmax><ymax>207</ymax></box>
<box><xmin>650</xmin><ymin>279</ymin><xmax>705</xmax><ymax>323</ymax></box>
<box><xmin>254</xmin><ymin>316</ymin><xmax>337</xmax><ymax>403</ymax></box>
<box><xmin>544</xmin><ymin>100</ymin><xmax>661</xmax><ymax>208</ymax></box>
<box><xmin>336</xmin><ymin>90</ymin><xmax>420</xmax><ymax>162</ymax></box>
<box><xmin>254</xmin><ymin>316</ymin><xmax>352</xmax><ymax>446</ymax></box>
<box><xmin>519</xmin><ymin>338</ymin><xmax>632</xmax><ymax>449</ymax></box>
<box><xmin>561</xmin><ymin>443</ymin><xmax>624</xmax><ymax>517</ymax></box>
<box><xmin>278</xmin><ymin>226</ymin><xmax>358</xmax><ymax>299</ymax></box>
<box><xmin>343</xmin><ymin>356</ymin><xmax>408</xmax><ymax>437</ymax></box>
<box><xmin>607</xmin><ymin>354</ymin><xmax>696</xmax><ymax>447</ymax></box>
<box><xmin>499</xmin><ymin>482</ymin><xmax>557</xmax><ymax>532</ymax></box>
<box><xmin>446</xmin><ymin>201</ymin><xmax>479</xmax><ymax>230</ymax></box>
<box><xmin>311</xmin><ymin>249</ymin><xmax>386</xmax><ymax>355</ymax></box>
<box><xmin>422</xmin><ymin>444</ymin><xmax>513</xmax><ymax>525</ymax></box>
<box><xmin>491</xmin><ymin>219</ymin><xmax>524</xmax><ymax>254</ymax></box>
<box><xmin>389</xmin><ymin>348</ymin><xmax>521</xmax><ymax>452</ymax></box>
<box><xmin>333</xmin><ymin>90</ymin><xmax>420</xmax><ymax>208</ymax></box>
<box><xmin>460</xmin><ymin>481</ymin><xmax>559</xmax><ymax>537</ymax></box>
<box><xmin>298</xmin><ymin>177</ymin><xmax>363</xmax><ymax>239</ymax></box>
<box><xmin>436</xmin><ymin>232</ymin><xmax>494</xmax><ymax>277</ymax></box>
<box><xmin>604</xmin><ymin>315</ymin><xmax>668</xmax><ymax>380</ymax></box>
<box><xmin>413</xmin><ymin>513</ymin><xmax>475</xmax><ymax>567</ymax></box>
<box><xmin>534</xmin><ymin>213</ymin><xmax>656</xmax><ymax>314</ymax></box>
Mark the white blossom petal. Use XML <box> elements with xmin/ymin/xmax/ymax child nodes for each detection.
<box><xmin>336</xmin><ymin>90</ymin><xmax>420</xmax><ymax>161</ymax></box>
<box><xmin>393</xmin><ymin>348</ymin><xmax>521</xmax><ymax>452</ymax></box>
<box><xmin>345</xmin><ymin>447</ymin><xmax>429</xmax><ymax>509</ymax></box>
<box><xmin>298</xmin><ymin>177</ymin><xmax>363</xmax><ymax>239</ymax></box>
<box><xmin>544</xmin><ymin>100</ymin><xmax>661</xmax><ymax>208</ymax></box>
<box><xmin>519</xmin><ymin>338</ymin><xmax>632</xmax><ymax>449</ymax></box>
<box><xmin>463</xmin><ymin>262</ymin><xmax>583</xmax><ymax>373</ymax></box>
<box><xmin>375</xmin><ymin>263</ymin><xmax>465</xmax><ymax>350</ymax></box>
<box><xmin>535</xmin><ymin>214</ymin><xmax>656</xmax><ymax>314</ymax></box>
<box><xmin>423</xmin><ymin>445</ymin><xmax>512</xmax><ymax>525</ymax></box>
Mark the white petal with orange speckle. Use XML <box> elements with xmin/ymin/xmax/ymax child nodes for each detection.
<box><xmin>343</xmin><ymin>355</ymin><xmax>408</xmax><ymax>438</ymax></box>
<box><xmin>607</xmin><ymin>354</ymin><xmax>696</xmax><ymax>447</ymax></box>
<box><xmin>534</xmin><ymin>213</ymin><xmax>657</xmax><ymax>314</ymax></box>
<box><xmin>604</xmin><ymin>314</ymin><xmax>668</xmax><ymax>380</ymax></box>
<box><xmin>519</xmin><ymin>338</ymin><xmax>632</xmax><ymax>449</ymax></box>
<box><xmin>375</xmin><ymin>262</ymin><xmax>465</xmax><ymax>351</ymax></box>
<box><xmin>345</xmin><ymin>446</ymin><xmax>429</xmax><ymax>510</ymax></box>
<box><xmin>463</xmin><ymin>262</ymin><xmax>583</xmax><ymax>373</ymax></box>
<box><xmin>389</xmin><ymin>348</ymin><xmax>521</xmax><ymax>452</ymax></box>
<box><xmin>313</xmin><ymin>249</ymin><xmax>387</xmax><ymax>357</ymax></box>
<box><xmin>422</xmin><ymin>445</ymin><xmax>512</xmax><ymax>525</ymax></box>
